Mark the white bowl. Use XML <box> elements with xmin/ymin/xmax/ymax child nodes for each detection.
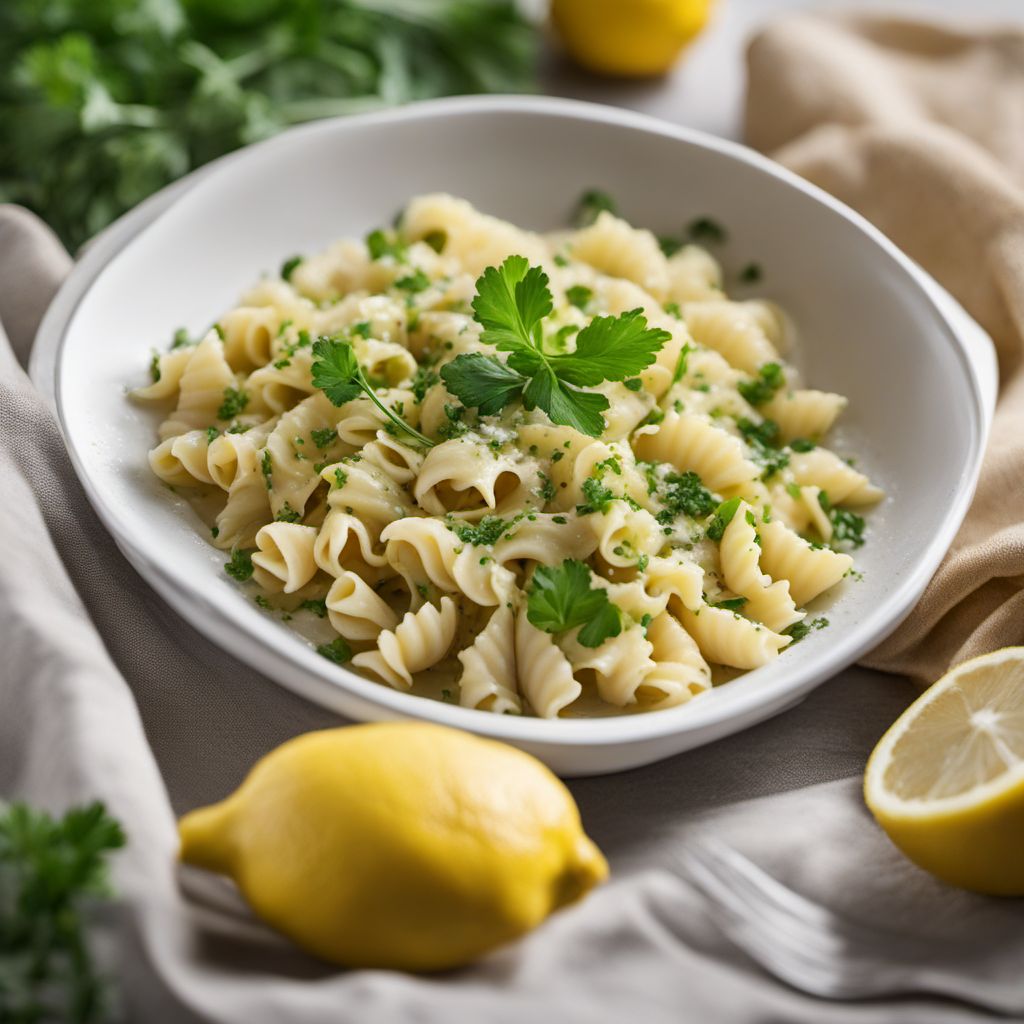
<box><xmin>51</xmin><ymin>96</ymin><xmax>989</xmax><ymax>775</ymax></box>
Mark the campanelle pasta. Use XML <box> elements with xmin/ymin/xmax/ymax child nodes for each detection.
<box><xmin>132</xmin><ymin>193</ymin><xmax>882</xmax><ymax>718</ymax></box>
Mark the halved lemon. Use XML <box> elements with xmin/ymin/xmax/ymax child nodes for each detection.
<box><xmin>865</xmin><ymin>647</ymin><xmax>1024</xmax><ymax>894</ymax></box>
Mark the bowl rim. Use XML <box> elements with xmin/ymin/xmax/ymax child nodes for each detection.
<box><xmin>49</xmin><ymin>94</ymin><xmax>988</xmax><ymax>749</ymax></box>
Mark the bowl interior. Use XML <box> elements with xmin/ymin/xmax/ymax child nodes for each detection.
<box><xmin>56</xmin><ymin>97</ymin><xmax>982</xmax><ymax>756</ymax></box>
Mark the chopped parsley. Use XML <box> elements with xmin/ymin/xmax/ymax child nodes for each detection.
<box><xmin>566</xmin><ymin>284</ymin><xmax>592</xmax><ymax>310</ymax></box>
<box><xmin>663</xmin><ymin>301</ymin><xmax>683</xmax><ymax>319</ymax></box>
<box><xmin>576</xmin><ymin>475</ymin><xmax>616</xmax><ymax>516</ymax></box>
<box><xmin>737</xmin><ymin>417</ymin><xmax>789</xmax><ymax>480</ymax></box>
<box><xmin>790</xmin><ymin>437</ymin><xmax>817</xmax><ymax>452</ymax></box>
<box><xmin>784</xmin><ymin>617</ymin><xmax>830</xmax><ymax>644</ymax></box>
<box><xmin>300</xmin><ymin>598</ymin><xmax>328</xmax><ymax>618</ymax></box>
<box><xmin>688</xmin><ymin>217</ymin><xmax>727</xmax><ymax>244</ymax></box>
<box><xmin>657</xmin><ymin>470</ymin><xmax>716</xmax><ymax>523</ymax></box>
<box><xmin>737</xmin><ymin>363</ymin><xmax>785</xmax><ymax>406</ymax></box>
<box><xmin>260</xmin><ymin>450</ymin><xmax>272</xmax><ymax>489</ymax></box>
<box><xmin>818</xmin><ymin>491</ymin><xmax>866</xmax><ymax>549</ymax></box>
<box><xmin>711</xmin><ymin>596</ymin><xmax>748</xmax><ymax>611</ymax></box>
<box><xmin>280</xmin><ymin>255</ymin><xmax>303</xmax><ymax>281</ymax></box>
<box><xmin>526</xmin><ymin>559</ymin><xmax>622</xmax><ymax>648</ymax></box>
<box><xmin>573</xmin><ymin>189</ymin><xmax>617</xmax><ymax>227</ymax></box>
<box><xmin>453</xmin><ymin>516</ymin><xmax>511</xmax><ymax>547</ymax></box>
<box><xmin>658</xmin><ymin>235</ymin><xmax>683</xmax><ymax>258</ymax></box>
<box><xmin>171</xmin><ymin>327</ymin><xmax>192</xmax><ymax>349</ymax></box>
<box><xmin>317</xmin><ymin>637</ymin><xmax>353</xmax><ymax>664</ymax></box>
<box><xmin>739</xmin><ymin>262</ymin><xmax>762</xmax><ymax>284</ymax></box>
<box><xmin>410</xmin><ymin>365</ymin><xmax>440</xmax><ymax>402</ymax></box>
<box><xmin>332</xmin><ymin>467</ymin><xmax>348</xmax><ymax>490</ymax></box>
<box><xmin>705</xmin><ymin>497</ymin><xmax>742</xmax><ymax>542</ymax></box>
<box><xmin>623</xmin><ymin>377</ymin><xmax>643</xmax><ymax>391</ymax></box>
<box><xmin>205</xmin><ymin>426</ymin><xmax>219</xmax><ymax>444</ymax></box>
<box><xmin>311</xmin><ymin>427</ymin><xmax>337</xmax><ymax>450</ymax></box>
<box><xmin>275</xmin><ymin>502</ymin><xmax>302</xmax><ymax>523</ymax></box>
<box><xmin>366</xmin><ymin>229</ymin><xmax>406</xmax><ymax>262</ymax></box>
<box><xmin>149</xmin><ymin>351</ymin><xmax>161</xmax><ymax>382</ymax></box>
<box><xmin>216</xmin><ymin>387</ymin><xmax>249</xmax><ymax>421</ymax></box>
<box><xmin>394</xmin><ymin>269</ymin><xmax>431</xmax><ymax>294</ymax></box>
<box><xmin>224</xmin><ymin>548</ymin><xmax>254</xmax><ymax>581</ymax></box>
<box><xmin>538</xmin><ymin>472</ymin><xmax>556</xmax><ymax>503</ymax></box>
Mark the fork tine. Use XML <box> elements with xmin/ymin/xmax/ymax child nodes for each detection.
<box><xmin>684</xmin><ymin>841</ymin><xmax>852</xmax><ymax>956</ymax></box>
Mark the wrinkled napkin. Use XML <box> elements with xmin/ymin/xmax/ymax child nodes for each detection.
<box><xmin>2</xmin><ymin>12</ymin><xmax>1024</xmax><ymax>1024</ymax></box>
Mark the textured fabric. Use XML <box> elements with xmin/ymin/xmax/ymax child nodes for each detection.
<box><xmin>747</xmin><ymin>13</ymin><xmax>1024</xmax><ymax>684</ymax></box>
<box><xmin>3</xmin><ymin>13</ymin><xmax>1024</xmax><ymax>1023</ymax></box>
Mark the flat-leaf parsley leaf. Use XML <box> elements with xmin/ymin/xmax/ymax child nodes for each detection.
<box><xmin>527</xmin><ymin>559</ymin><xmax>622</xmax><ymax>648</ymax></box>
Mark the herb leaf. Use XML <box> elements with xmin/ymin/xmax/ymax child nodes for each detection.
<box><xmin>526</xmin><ymin>559</ymin><xmax>622</xmax><ymax>648</ymax></box>
<box><xmin>311</xmin><ymin>336</ymin><xmax>433</xmax><ymax>447</ymax></box>
<box><xmin>473</xmin><ymin>256</ymin><xmax>553</xmax><ymax>350</ymax></box>
<box><xmin>706</xmin><ymin>497</ymin><xmax>743</xmax><ymax>542</ymax></box>
<box><xmin>439</xmin><ymin>354</ymin><xmax>527</xmax><ymax>416</ymax></box>
<box><xmin>224</xmin><ymin>549</ymin><xmax>254</xmax><ymax>581</ymax></box>
<box><xmin>546</xmin><ymin>308</ymin><xmax>669</xmax><ymax>386</ymax></box>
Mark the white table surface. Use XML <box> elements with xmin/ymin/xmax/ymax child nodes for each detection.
<box><xmin>540</xmin><ymin>0</ymin><xmax>1024</xmax><ymax>140</ymax></box>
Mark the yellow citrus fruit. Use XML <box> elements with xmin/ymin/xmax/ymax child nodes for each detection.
<box><xmin>864</xmin><ymin>647</ymin><xmax>1024</xmax><ymax>894</ymax></box>
<box><xmin>551</xmin><ymin>0</ymin><xmax>714</xmax><ymax>78</ymax></box>
<box><xmin>178</xmin><ymin>722</ymin><xmax>608</xmax><ymax>970</ymax></box>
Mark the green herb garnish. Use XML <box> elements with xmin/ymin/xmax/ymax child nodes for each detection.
<box><xmin>705</xmin><ymin>497</ymin><xmax>742</xmax><ymax>541</ymax></box>
<box><xmin>275</xmin><ymin>502</ymin><xmax>302</xmax><ymax>523</ymax></box>
<box><xmin>300</xmin><ymin>598</ymin><xmax>328</xmax><ymax>619</ymax></box>
<box><xmin>311</xmin><ymin>336</ymin><xmax>434</xmax><ymax>447</ymax></box>
<box><xmin>574</xmin><ymin>189</ymin><xmax>617</xmax><ymax>227</ymax></box>
<box><xmin>216</xmin><ymin>387</ymin><xmax>249</xmax><ymax>421</ymax></box>
<box><xmin>311</xmin><ymin>427</ymin><xmax>337</xmax><ymax>450</ymax></box>
<box><xmin>224</xmin><ymin>548</ymin><xmax>254</xmax><ymax>581</ymax></box>
<box><xmin>737</xmin><ymin>363</ymin><xmax>785</xmax><ymax>406</ymax></box>
<box><xmin>317</xmin><ymin>637</ymin><xmax>353</xmax><ymax>664</ymax></box>
<box><xmin>440</xmin><ymin>256</ymin><xmax>669</xmax><ymax>437</ymax></box>
<box><xmin>280</xmin><ymin>255</ymin><xmax>303</xmax><ymax>281</ymax></box>
<box><xmin>657</xmin><ymin>470</ymin><xmax>716</xmax><ymax>523</ymax></box>
<box><xmin>526</xmin><ymin>559</ymin><xmax>622</xmax><ymax>648</ymax></box>
<box><xmin>0</xmin><ymin>801</ymin><xmax>126</xmax><ymax>1024</ymax></box>
<box><xmin>688</xmin><ymin>217</ymin><xmax>727</xmax><ymax>244</ymax></box>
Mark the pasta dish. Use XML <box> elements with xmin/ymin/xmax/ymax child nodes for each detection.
<box><xmin>133</xmin><ymin>194</ymin><xmax>882</xmax><ymax>718</ymax></box>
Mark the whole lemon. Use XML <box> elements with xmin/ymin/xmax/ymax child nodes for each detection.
<box><xmin>178</xmin><ymin>722</ymin><xmax>608</xmax><ymax>970</ymax></box>
<box><xmin>552</xmin><ymin>0</ymin><xmax>714</xmax><ymax>78</ymax></box>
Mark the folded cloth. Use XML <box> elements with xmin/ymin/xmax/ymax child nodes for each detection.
<box><xmin>2</xmin><ymin>12</ymin><xmax>1024</xmax><ymax>1024</ymax></box>
<box><xmin>746</xmin><ymin>13</ymin><xmax>1024</xmax><ymax>684</ymax></box>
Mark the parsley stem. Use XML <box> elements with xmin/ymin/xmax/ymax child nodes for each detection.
<box><xmin>356</xmin><ymin>369</ymin><xmax>435</xmax><ymax>448</ymax></box>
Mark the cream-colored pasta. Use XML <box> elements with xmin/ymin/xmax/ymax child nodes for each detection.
<box><xmin>718</xmin><ymin>503</ymin><xmax>803</xmax><ymax>633</ymax></box>
<box><xmin>676</xmin><ymin>602</ymin><xmax>791</xmax><ymax>670</ymax></box>
<box><xmin>137</xmin><ymin>193</ymin><xmax>881</xmax><ymax>717</ymax></box>
<box><xmin>639</xmin><ymin>612</ymin><xmax>712</xmax><ymax>707</ymax></box>
<box><xmin>789</xmin><ymin>448</ymin><xmax>885</xmax><ymax>507</ymax></box>
<box><xmin>761</xmin><ymin>389</ymin><xmax>847</xmax><ymax>442</ymax></box>
<box><xmin>561</xmin><ymin>624</ymin><xmax>656</xmax><ymax>707</ymax></box>
<box><xmin>457</xmin><ymin>604</ymin><xmax>521</xmax><ymax>715</ymax></box>
<box><xmin>352</xmin><ymin>596</ymin><xmax>457</xmax><ymax>691</ymax></box>
<box><xmin>570</xmin><ymin>211</ymin><xmax>670</xmax><ymax>300</ymax></box>
<box><xmin>757</xmin><ymin>519</ymin><xmax>854</xmax><ymax>607</ymax></box>
<box><xmin>633</xmin><ymin>412</ymin><xmax>760</xmax><ymax>492</ymax></box>
<box><xmin>325</xmin><ymin>570</ymin><xmax>399</xmax><ymax>641</ymax></box>
<box><xmin>251</xmin><ymin>522</ymin><xmax>319</xmax><ymax>593</ymax></box>
<box><xmin>665</xmin><ymin>245</ymin><xmax>724</xmax><ymax>303</ymax></box>
<box><xmin>413</xmin><ymin>438</ymin><xmax>541</xmax><ymax>520</ymax></box>
<box><xmin>157</xmin><ymin>335</ymin><xmax>236</xmax><ymax>441</ymax></box>
<box><xmin>683</xmin><ymin>300</ymin><xmax>780</xmax><ymax>373</ymax></box>
<box><xmin>514</xmin><ymin>612</ymin><xmax>581</xmax><ymax>718</ymax></box>
<box><xmin>380</xmin><ymin>517</ymin><xmax>516</xmax><ymax>607</ymax></box>
<box><xmin>313</xmin><ymin>509</ymin><xmax>388</xmax><ymax>577</ymax></box>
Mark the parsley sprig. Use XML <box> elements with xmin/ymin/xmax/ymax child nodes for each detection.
<box><xmin>311</xmin><ymin>336</ymin><xmax>434</xmax><ymax>448</ymax></box>
<box><xmin>440</xmin><ymin>256</ymin><xmax>670</xmax><ymax>437</ymax></box>
<box><xmin>526</xmin><ymin>559</ymin><xmax>622</xmax><ymax>648</ymax></box>
<box><xmin>0</xmin><ymin>801</ymin><xmax>125</xmax><ymax>1024</ymax></box>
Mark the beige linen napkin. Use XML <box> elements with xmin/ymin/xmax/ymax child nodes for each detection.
<box><xmin>747</xmin><ymin>13</ymin><xmax>1024</xmax><ymax>684</ymax></box>
<box><xmin>3</xmin><ymin>12</ymin><xmax>1024</xmax><ymax>1024</ymax></box>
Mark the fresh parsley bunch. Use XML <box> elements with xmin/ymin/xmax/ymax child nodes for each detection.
<box><xmin>0</xmin><ymin>0</ymin><xmax>536</xmax><ymax>249</ymax></box>
<box><xmin>0</xmin><ymin>801</ymin><xmax>126</xmax><ymax>1023</ymax></box>
<box><xmin>441</xmin><ymin>256</ymin><xmax>671</xmax><ymax>436</ymax></box>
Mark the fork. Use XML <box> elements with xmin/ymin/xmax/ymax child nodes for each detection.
<box><xmin>680</xmin><ymin>839</ymin><xmax>1024</xmax><ymax>1016</ymax></box>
